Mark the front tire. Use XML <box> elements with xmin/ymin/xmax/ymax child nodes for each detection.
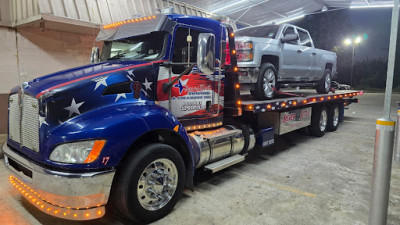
<box><xmin>316</xmin><ymin>69</ymin><xmax>332</xmax><ymax>94</ymax></box>
<box><xmin>252</xmin><ymin>63</ymin><xmax>277</xmax><ymax>100</ymax></box>
<box><xmin>111</xmin><ymin>143</ymin><xmax>185</xmax><ymax>223</ymax></box>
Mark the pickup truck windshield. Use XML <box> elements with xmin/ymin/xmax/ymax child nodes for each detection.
<box><xmin>101</xmin><ymin>31</ymin><xmax>167</xmax><ymax>61</ymax></box>
<box><xmin>236</xmin><ymin>25</ymin><xmax>279</xmax><ymax>39</ymax></box>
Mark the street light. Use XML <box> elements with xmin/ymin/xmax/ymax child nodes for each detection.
<box><xmin>344</xmin><ymin>36</ymin><xmax>362</xmax><ymax>87</ymax></box>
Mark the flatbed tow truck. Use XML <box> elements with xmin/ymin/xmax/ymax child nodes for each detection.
<box><xmin>3</xmin><ymin>13</ymin><xmax>361</xmax><ymax>223</ymax></box>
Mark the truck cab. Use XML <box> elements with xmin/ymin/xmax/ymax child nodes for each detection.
<box><xmin>3</xmin><ymin>14</ymin><xmax>244</xmax><ymax>223</ymax></box>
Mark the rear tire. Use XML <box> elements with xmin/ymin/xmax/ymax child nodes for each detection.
<box><xmin>327</xmin><ymin>104</ymin><xmax>340</xmax><ymax>131</ymax></box>
<box><xmin>310</xmin><ymin>106</ymin><xmax>328</xmax><ymax>137</ymax></box>
<box><xmin>316</xmin><ymin>69</ymin><xmax>332</xmax><ymax>94</ymax></box>
<box><xmin>110</xmin><ymin>143</ymin><xmax>185</xmax><ymax>223</ymax></box>
<box><xmin>252</xmin><ymin>63</ymin><xmax>277</xmax><ymax>100</ymax></box>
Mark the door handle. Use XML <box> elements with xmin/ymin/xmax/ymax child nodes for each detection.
<box><xmin>312</xmin><ymin>52</ymin><xmax>317</xmax><ymax>56</ymax></box>
<box><xmin>297</xmin><ymin>50</ymin><xmax>303</xmax><ymax>53</ymax></box>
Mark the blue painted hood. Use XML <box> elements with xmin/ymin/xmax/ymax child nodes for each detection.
<box><xmin>18</xmin><ymin>60</ymin><xmax>151</xmax><ymax>98</ymax></box>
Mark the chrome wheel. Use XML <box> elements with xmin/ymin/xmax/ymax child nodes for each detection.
<box><xmin>320</xmin><ymin>110</ymin><xmax>327</xmax><ymax>132</ymax></box>
<box><xmin>324</xmin><ymin>72</ymin><xmax>331</xmax><ymax>92</ymax></box>
<box><xmin>263</xmin><ymin>68</ymin><xmax>276</xmax><ymax>98</ymax></box>
<box><xmin>137</xmin><ymin>158</ymin><xmax>178</xmax><ymax>211</ymax></box>
<box><xmin>332</xmin><ymin>107</ymin><xmax>339</xmax><ymax>127</ymax></box>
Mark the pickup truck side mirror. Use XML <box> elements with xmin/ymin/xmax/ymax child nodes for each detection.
<box><xmin>281</xmin><ymin>34</ymin><xmax>299</xmax><ymax>43</ymax></box>
<box><xmin>91</xmin><ymin>47</ymin><xmax>100</xmax><ymax>63</ymax></box>
<box><xmin>197</xmin><ymin>33</ymin><xmax>215</xmax><ymax>75</ymax></box>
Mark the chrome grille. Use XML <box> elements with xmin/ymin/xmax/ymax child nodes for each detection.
<box><xmin>8</xmin><ymin>94</ymin><xmax>20</xmax><ymax>143</ymax></box>
<box><xmin>8</xmin><ymin>93</ymin><xmax>40</xmax><ymax>152</ymax></box>
<box><xmin>21</xmin><ymin>94</ymin><xmax>40</xmax><ymax>152</ymax></box>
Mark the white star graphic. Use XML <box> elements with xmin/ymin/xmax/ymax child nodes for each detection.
<box><xmin>127</xmin><ymin>70</ymin><xmax>134</xmax><ymax>76</ymax></box>
<box><xmin>64</xmin><ymin>98</ymin><xmax>85</xmax><ymax>117</ymax></box>
<box><xmin>143</xmin><ymin>78</ymin><xmax>153</xmax><ymax>91</ymax></box>
<box><xmin>93</xmin><ymin>76</ymin><xmax>108</xmax><ymax>90</ymax></box>
<box><xmin>126</xmin><ymin>70</ymin><xmax>135</xmax><ymax>81</ymax></box>
<box><xmin>115</xmin><ymin>93</ymin><xmax>127</xmax><ymax>102</ymax></box>
<box><xmin>181</xmin><ymin>78</ymin><xmax>189</xmax><ymax>86</ymax></box>
<box><xmin>39</xmin><ymin>116</ymin><xmax>49</xmax><ymax>127</ymax></box>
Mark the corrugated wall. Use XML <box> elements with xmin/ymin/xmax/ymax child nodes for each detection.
<box><xmin>6</xmin><ymin>0</ymin><xmax>213</xmax><ymax>27</ymax></box>
<box><xmin>0</xmin><ymin>0</ymin><xmax>11</xmax><ymax>26</ymax></box>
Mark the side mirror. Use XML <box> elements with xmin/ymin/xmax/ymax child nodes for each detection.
<box><xmin>197</xmin><ymin>33</ymin><xmax>215</xmax><ymax>75</ymax></box>
<box><xmin>91</xmin><ymin>47</ymin><xmax>100</xmax><ymax>63</ymax></box>
<box><xmin>281</xmin><ymin>34</ymin><xmax>299</xmax><ymax>43</ymax></box>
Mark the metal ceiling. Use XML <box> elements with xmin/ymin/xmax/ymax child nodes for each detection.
<box><xmin>175</xmin><ymin>0</ymin><xmax>395</xmax><ymax>26</ymax></box>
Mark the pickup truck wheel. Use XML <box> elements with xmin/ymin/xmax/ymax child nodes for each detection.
<box><xmin>310</xmin><ymin>106</ymin><xmax>328</xmax><ymax>137</ymax></box>
<box><xmin>111</xmin><ymin>143</ymin><xmax>185</xmax><ymax>223</ymax></box>
<box><xmin>253</xmin><ymin>63</ymin><xmax>277</xmax><ymax>100</ymax></box>
<box><xmin>327</xmin><ymin>104</ymin><xmax>340</xmax><ymax>131</ymax></box>
<box><xmin>316</xmin><ymin>69</ymin><xmax>332</xmax><ymax>94</ymax></box>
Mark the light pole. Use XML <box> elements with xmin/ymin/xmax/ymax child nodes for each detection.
<box><xmin>344</xmin><ymin>36</ymin><xmax>362</xmax><ymax>87</ymax></box>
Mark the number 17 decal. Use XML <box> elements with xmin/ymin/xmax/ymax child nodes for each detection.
<box><xmin>102</xmin><ymin>157</ymin><xmax>110</xmax><ymax>166</ymax></box>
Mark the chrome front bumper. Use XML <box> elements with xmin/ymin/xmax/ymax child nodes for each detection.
<box><xmin>3</xmin><ymin>143</ymin><xmax>115</xmax><ymax>220</ymax></box>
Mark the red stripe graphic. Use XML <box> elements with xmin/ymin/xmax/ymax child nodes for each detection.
<box><xmin>36</xmin><ymin>60</ymin><xmax>166</xmax><ymax>98</ymax></box>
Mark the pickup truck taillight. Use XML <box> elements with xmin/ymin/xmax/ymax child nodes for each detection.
<box><xmin>235</xmin><ymin>41</ymin><xmax>253</xmax><ymax>62</ymax></box>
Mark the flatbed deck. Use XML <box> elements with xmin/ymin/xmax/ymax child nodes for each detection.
<box><xmin>240</xmin><ymin>90</ymin><xmax>363</xmax><ymax>113</ymax></box>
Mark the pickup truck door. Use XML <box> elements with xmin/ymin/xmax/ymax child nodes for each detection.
<box><xmin>296</xmin><ymin>29</ymin><xmax>314</xmax><ymax>80</ymax></box>
<box><xmin>157</xmin><ymin>26</ymin><xmax>221</xmax><ymax>121</ymax></box>
<box><xmin>280</xmin><ymin>26</ymin><xmax>311</xmax><ymax>80</ymax></box>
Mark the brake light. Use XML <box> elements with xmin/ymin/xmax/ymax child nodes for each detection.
<box><xmin>225</xmin><ymin>42</ymin><xmax>231</xmax><ymax>66</ymax></box>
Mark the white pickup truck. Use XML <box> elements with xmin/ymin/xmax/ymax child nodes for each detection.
<box><xmin>235</xmin><ymin>24</ymin><xmax>337</xmax><ymax>99</ymax></box>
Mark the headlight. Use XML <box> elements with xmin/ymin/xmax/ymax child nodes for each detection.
<box><xmin>237</xmin><ymin>51</ymin><xmax>253</xmax><ymax>62</ymax></box>
<box><xmin>235</xmin><ymin>41</ymin><xmax>253</xmax><ymax>50</ymax></box>
<box><xmin>49</xmin><ymin>140</ymin><xmax>106</xmax><ymax>164</ymax></box>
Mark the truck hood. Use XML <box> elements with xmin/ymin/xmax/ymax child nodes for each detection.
<box><xmin>17</xmin><ymin>60</ymin><xmax>160</xmax><ymax>99</ymax></box>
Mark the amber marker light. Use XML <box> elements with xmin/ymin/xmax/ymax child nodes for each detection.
<box><xmin>339</xmin><ymin>95</ymin><xmax>343</xmax><ymax>98</ymax></box>
<box><xmin>248</xmin><ymin>105</ymin><xmax>254</xmax><ymax>110</ymax></box>
<box><xmin>267</xmin><ymin>104</ymin><xmax>272</xmax><ymax>109</ymax></box>
<box><xmin>234</xmin><ymin>67</ymin><xmax>238</xmax><ymax>72</ymax></box>
<box><xmin>334</xmin><ymin>96</ymin><xmax>337</xmax><ymax>99</ymax></box>
<box><xmin>232</xmin><ymin>50</ymin><xmax>236</xmax><ymax>54</ymax></box>
<box><xmin>320</xmin><ymin>97</ymin><xmax>324</xmax><ymax>101</ymax></box>
<box><xmin>83</xmin><ymin>140</ymin><xmax>106</xmax><ymax>163</ymax></box>
<box><xmin>312</xmin><ymin>98</ymin><xmax>316</xmax><ymax>102</ymax></box>
<box><xmin>303</xmin><ymin>100</ymin><xmax>307</xmax><ymax>104</ymax></box>
<box><xmin>97</xmin><ymin>210</ymin><xmax>103</xmax><ymax>216</ymax></box>
<box><xmin>235</xmin><ymin>83</ymin><xmax>240</xmax><ymax>89</ymax></box>
<box><xmin>230</xmin><ymin>33</ymin><xmax>234</xmax><ymax>37</ymax></box>
<box><xmin>281</xmin><ymin>102</ymin><xmax>287</xmax><ymax>107</ymax></box>
<box><xmin>237</xmin><ymin>100</ymin><xmax>242</xmax><ymax>105</ymax></box>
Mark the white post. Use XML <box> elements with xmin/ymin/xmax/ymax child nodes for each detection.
<box><xmin>368</xmin><ymin>1</ymin><xmax>399</xmax><ymax>224</ymax></box>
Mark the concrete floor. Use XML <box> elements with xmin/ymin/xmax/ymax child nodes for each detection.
<box><xmin>0</xmin><ymin>93</ymin><xmax>399</xmax><ymax>225</ymax></box>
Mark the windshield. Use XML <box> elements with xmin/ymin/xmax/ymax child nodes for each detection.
<box><xmin>100</xmin><ymin>31</ymin><xmax>167</xmax><ymax>61</ymax></box>
<box><xmin>236</xmin><ymin>25</ymin><xmax>279</xmax><ymax>39</ymax></box>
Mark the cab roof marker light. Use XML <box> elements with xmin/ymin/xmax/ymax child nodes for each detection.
<box><xmin>103</xmin><ymin>15</ymin><xmax>157</xmax><ymax>29</ymax></box>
